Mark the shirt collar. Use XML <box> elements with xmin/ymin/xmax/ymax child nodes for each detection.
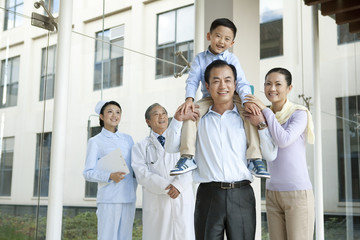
<box><xmin>204</xmin><ymin>104</ymin><xmax>239</xmax><ymax>117</ymax></box>
<box><xmin>204</xmin><ymin>47</ymin><xmax>230</xmax><ymax>58</ymax></box>
<box><xmin>101</xmin><ymin>127</ymin><xmax>121</xmax><ymax>138</ymax></box>
<box><xmin>151</xmin><ymin>129</ymin><xmax>167</xmax><ymax>138</ymax></box>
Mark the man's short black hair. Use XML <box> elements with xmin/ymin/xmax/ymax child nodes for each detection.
<box><xmin>210</xmin><ymin>18</ymin><xmax>237</xmax><ymax>39</ymax></box>
<box><xmin>204</xmin><ymin>60</ymin><xmax>237</xmax><ymax>84</ymax></box>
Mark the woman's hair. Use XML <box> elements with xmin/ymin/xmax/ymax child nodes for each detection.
<box><xmin>99</xmin><ymin>101</ymin><xmax>122</xmax><ymax>127</ymax></box>
<box><xmin>265</xmin><ymin>67</ymin><xmax>292</xmax><ymax>86</ymax></box>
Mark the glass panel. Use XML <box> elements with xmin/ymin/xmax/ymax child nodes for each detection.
<box><xmin>338</xmin><ymin>24</ymin><xmax>360</xmax><ymax>45</ymax></box>
<box><xmin>176</xmin><ymin>6</ymin><xmax>194</xmax><ymax>43</ymax></box>
<box><xmin>156</xmin><ymin>6</ymin><xmax>194</xmax><ymax>78</ymax></box>
<box><xmin>156</xmin><ymin>45</ymin><xmax>175</xmax><ymax>78</ymax></box>
<box><xmin>0</xmin><ymin>137</ymin><xmax>14</xmax><ymax>196</ymax></box>
<box><xmin>157</xmin><ymin>11</ymin><xmax>175</xmax><ymax>45</ymax></box>
<box><xmin>14</xmin><ymin>3</ymin><xmax>23</xmax><ymax>27</ymax></box>
<box><xmin>260</xmin><ymin>0</ymin><xmax>283</xmax><ymax>59</ymax></box>
<box><xmin>33</xmin><ymin>133</ymin><xmax>52</xmax><ymax>197</ymax></box>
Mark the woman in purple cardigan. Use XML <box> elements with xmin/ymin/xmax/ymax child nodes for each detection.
<box><xmin>246</xmin><ymin>67</ymin><xmax>315</xmax><ymax>240</ymax></box>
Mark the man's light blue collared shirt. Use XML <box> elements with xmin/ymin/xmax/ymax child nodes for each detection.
<box><xmin>185</xmin><ymin>49</ymin><xmax>251</xmax><ymax>102</ymax></box>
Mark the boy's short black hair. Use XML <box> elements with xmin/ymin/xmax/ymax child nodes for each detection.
<box><xmin>210</xmin><ymin>18</ymin><xmax>237</xmax><ymax>39</ymax></box>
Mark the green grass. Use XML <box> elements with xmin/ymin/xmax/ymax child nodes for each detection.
<box><xmin>0</xmin><ymin>211</ymin><xmax>142</xmax><ymax>240</ymax></box>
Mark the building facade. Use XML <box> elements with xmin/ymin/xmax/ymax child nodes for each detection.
<box><xmin>0</xmin><ymin>0</ymin><xmax>359</xmax><ymax>239</ymax></box>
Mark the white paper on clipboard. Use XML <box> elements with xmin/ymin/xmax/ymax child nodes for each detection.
<box><xmin>97</xmin><ymin>148</ymin><xmax>129</xmax><ymax>175</ymax></box>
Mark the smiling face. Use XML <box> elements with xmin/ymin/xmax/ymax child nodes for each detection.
<box><xmin>205</xmin><ymin>65</ymin><xmax>235</xmax><ymax>107</ymax></box>
<box><xmin>207</xmin><ymin>25</ymin><xmax>235</xmax><ymax>55</ymax></box>
<box><xmin>146</xmin><ymin>105</ymin><xmax>168</xmax><ymax>135</ymax></box>
<box><xmin>100</xmin><ymin>104</ymin><xmax>121</xmax><ymax>132</ymax></box>
<box><xmin>264</xmin><ymin>72</ymin><xmax>293</xmax><ymax>107</ymax></box>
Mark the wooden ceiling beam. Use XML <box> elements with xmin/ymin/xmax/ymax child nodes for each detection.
<box><xmin>336</xmin><ymin>9</ymin><xmax>360</xmax><ymax>24</ymax></box>
<box><xmin>321</xmin><ymin>0</ymin><xmax>360</xmax><ymax>16</ymax></box>
<box><xmin>304</xmin><ymin>0</ymin><xmax>333</xmax><ymax>6</ymax></box>
<box><xmin>349</xmin><ymin>21</ymin><xmax>360</xmax><ymax>33</ymax></box>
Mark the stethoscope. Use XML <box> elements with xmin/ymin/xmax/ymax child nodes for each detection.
<box><xmin>145</xmin><ymin>132</ymin><xmax>165</xmax><ymax>165</ymax></box>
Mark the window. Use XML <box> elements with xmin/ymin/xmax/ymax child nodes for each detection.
<box><xmin>338</xmin><ymin>24</ymin><xmax>360</xmax><ymax>45</ymax></box>
<box><xmin>44</xmin><ymin>0</ymin><xmax>59</xmax><ymax>15</ymax></box>
<box><xmin>3</xmin><ymin>0</ymin><xmax>23</xmax><ymax>30</ymax></box>
<box><xmin>156</xmin><ymin>5</ymin><xmax>194</xmax><ymax>78</ymax></box>
<box><xmin>94</xmin><ymin>25</ymin><xmax>124</xmax><ymax>90</ymax></box>
<box><xmin>336</xmin><ymin>96</ymin><xmax>360</xmax><ymax>202</ymax></box>
<box><xmin>0</xmin><ymin>56</ymin><xmax>20</xmax><ymax>108</ymax></box>
<box><xmin>0</xmin><ymin>137</ymin><xmax>14</xmax><ymax>196</ymax></box>
<box><xmin>84</xmin><ymin>126</ymin><xmax>102</xmax><ymax>198</ymax></box>
<box><xmin>33</xmin><ymin>132</ymin><xmax>52</xmax><ymax>197</ymax></box>
<box><xmin>260</xmin><ymin>0</ymin><xmax>283</xmax><ymax>59</ymax></box>
<box><xmin>39</xmin><ymin>45</ymin><xmax>56</xmax><ymax>101</ymax></box>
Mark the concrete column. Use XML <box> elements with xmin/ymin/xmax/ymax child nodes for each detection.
<box><xmin>45</xmin><ymin>0</ymin><xmax>73</xmax><ymax>239</ymax></box>
<box><xmin>311</xmin><ymin>5</ymin><xmax>325</xmax><ymax>240</ymax></box>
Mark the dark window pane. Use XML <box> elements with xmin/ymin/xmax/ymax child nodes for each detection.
<box><xmin>156</xmin><ymin>45</ymin><xmax>175</xmax><ymax>78</ymax></box>
<box><xmin>260</xmin><ymin>19</ymin><xmax>283</xmax><ymax>59</ymax></box>
<box><xmin>336</xmin><ymin>96</ymin><xmax>360</xmax><ymax>202</ymax></box>
<box><xmin>94</xmin><ymin>28</ymin><xmax>124</xmax><ymax>90</ymax></box>
<box><xmin>0</xmin><ymin>137</ymin><xmax>14</xmax><ymax>196</ymax></box>
<box><xmin>0</xmin><ymin>56</ymin><xmax>20</xmax><ymax>108</ymax></box>
<box><xmin>33</xmin><ymin>133</ymin><xmax>52</xmax><ymax>197</ymax></box>
<box><xmin>85</xmin><ymin>127</ymin><xmax>102</xmax><ymax>198</ymax></box>
<box><xmin>338</xmin><ymin>24</ymin><xmax>360</xmax><ymax>45</ymax></box>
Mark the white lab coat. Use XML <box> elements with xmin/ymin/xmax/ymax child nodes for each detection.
<box><xmin>131</xmin><ymin>131</ymin><xmax>195</xmax><ymax>240</ymax></box>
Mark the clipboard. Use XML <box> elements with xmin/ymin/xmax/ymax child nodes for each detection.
<box><xmin>97</xmin><ymin>148</ymin><xmax>129</xmax><ymax>175</ymax></box>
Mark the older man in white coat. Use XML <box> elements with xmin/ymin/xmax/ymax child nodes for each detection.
<box><xmin>131</xmin><ymin>103</ymin><xmax>196</xmax><ymax>240</ymax></box>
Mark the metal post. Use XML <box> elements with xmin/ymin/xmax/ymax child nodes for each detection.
<box><xmin>45</xmin><ymin>0</ymin><xmax>73</xmax><ymax>239</ymax></box>
<box><xmin>311</xmin><ymin>5</ymin><xmax>325</xmax><ymax>240</ymax></box>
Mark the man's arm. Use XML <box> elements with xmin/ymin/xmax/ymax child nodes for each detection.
<box><xmin>165</xmin><ymin>106</ymin><xmax>200</xmax><ymax>153</ymax></box>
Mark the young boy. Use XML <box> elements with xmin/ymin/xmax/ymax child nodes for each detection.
<box><xmin>169</xmin><ymin>18</ymin><xmax>270</xmax><ymax>178</ymax></box>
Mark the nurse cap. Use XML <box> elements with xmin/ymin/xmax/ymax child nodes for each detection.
<box><xmin>95</xmin><ymin>100</ymin><xmax>108</xmax><ymax>115</ymax></box>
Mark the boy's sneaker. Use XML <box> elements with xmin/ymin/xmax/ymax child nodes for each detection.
<box><xmin>170</xmin><ymin>156</ymin><xmax>197</xmax><ymax>176</ymax></box>
<box><xmin>248</xmin><ymin>159</ymin><xmax>270</xmax><ymax>179</ymax></box>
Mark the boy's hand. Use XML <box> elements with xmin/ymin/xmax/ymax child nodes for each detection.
<box><xmin>244</xmin><ymin>102</ymin><xmax>261</xmax><ymax>115</ymax></box>
<box><xmin>244</xmin><ymin>94</ymin><xmax>267</xmax><ymax>111</ymax></box>
<box><xmin>174</xmin><ymin>104</ymin><xmax>200</xmax><ymax>122</ymax></box>
<box><xmin>177</xmin><ymin>98</ymin><xmax>195</xmax><ymax>114</ymax></box>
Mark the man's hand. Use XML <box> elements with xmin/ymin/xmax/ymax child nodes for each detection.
<box><xmin>109</xmin><ymin>172</ymin><xmax>126</xmax><ymax>183</ymax></box>
<box><xmin>174</xmin><ymin>104</ymin><xmax>200</xmax><ymax>122</ymax></box>
<box><xmin>244</xmin><ymin>102</ymin><xmax>261</xmax><ymax>115</ymax></box>
<box><xmin>165</xmin><ymin>184</ymin><xmax>180</xmax><ymax>199</ymax></box>
<box><xmin>177</xmin><ymin>98</ymin><xmax>195</xmax><ymax>114</ymax></box>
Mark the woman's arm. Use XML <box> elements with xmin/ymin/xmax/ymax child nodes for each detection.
<box><xmin>263</xmin><ymin>108</ymin><xmax>308</xmax><ymax>148</ymax></box>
